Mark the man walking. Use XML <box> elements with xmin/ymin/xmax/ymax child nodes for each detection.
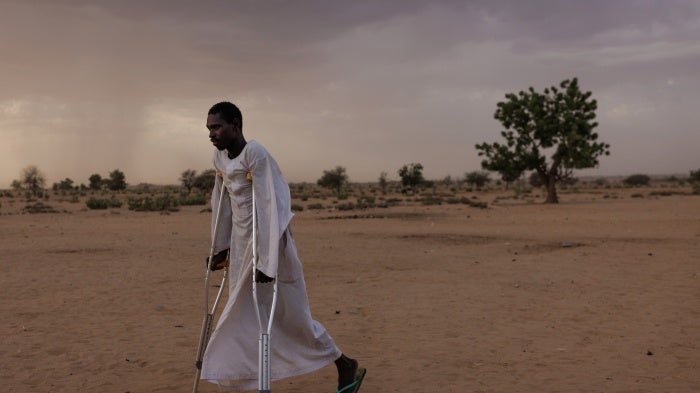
<box><xmin>200</xmin><ymin>101</ymin><xmax>365</xmax><ymax>393</ymax></box>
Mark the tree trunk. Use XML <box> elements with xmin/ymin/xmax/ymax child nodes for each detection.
<box><xmin>545</xmin><ymin>177</ymin><xmax>559</xmax><ymax>203</ymax></box>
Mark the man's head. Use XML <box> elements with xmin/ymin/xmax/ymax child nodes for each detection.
<box><xmin>207</xmin><ymin>102</ymin><xmax>243</xmax><ymax>151</ymax></box>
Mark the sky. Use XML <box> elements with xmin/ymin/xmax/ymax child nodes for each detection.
<box><xmin>1</xmin><ymin>0</ymin><xmax>699</xmax><ymax>186</ymax></box>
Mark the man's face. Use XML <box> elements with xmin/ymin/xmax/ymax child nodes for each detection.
<box><xmin>207</xmin><ymin>113</ymin><xmax>239</xmax><ymax>151</ymax></box>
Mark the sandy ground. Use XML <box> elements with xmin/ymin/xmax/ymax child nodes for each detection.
<box><xmin>1</xmin><ymin>191</ymin><xmax>699</xmax><ymax>393</ymax></box>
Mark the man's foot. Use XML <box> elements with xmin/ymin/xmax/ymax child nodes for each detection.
<box><xmin>335</xmin><ymin>354</ymin><xmax>358</xmax><ymax>390</ymax></box>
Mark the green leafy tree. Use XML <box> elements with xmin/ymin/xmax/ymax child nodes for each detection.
<box><xmin>193</xmin><ymin>169</ymin><xmax>216</xmax><ymax>192</ymax></box>
<box><xmin>20</xmin><ymin>165</ymin><xmax>46</xmax><ymax>196</ymax></box>
<box><xmin>476</xmin><ymin>78</ymin><xmax>609</xmax><ymax>203</ymax></box>
<box><xmin>317</xmin><ymin>166</ymin><xmax>349</xmax><ymax>196</ymax></box>
<box><xmin>107</xmin><ymin>169</ymin><xmax>126</xmax><ymax>191</ymax></box>
<box><xmin>88</xmin><ymin>174</ymin><xmax>102</xmax><ymax>190</ymax></box>
<box><xmin>398</xmin><ymin>163</ymin><xmax>424</xmax><ymax>190</ymax></box>
<box><xmin>180</xmin><ymin>169</ymin><xmax>197</xmax><ymax>194</ymax></box>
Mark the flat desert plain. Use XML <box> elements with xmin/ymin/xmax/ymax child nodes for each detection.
<box><xmin>1</xmin><ymin>188</ymin><xmax>699</xmax><ymax>393</ymax></box>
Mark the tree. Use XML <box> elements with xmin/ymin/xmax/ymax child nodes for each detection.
<box><xmin>56</xmin><ymin>178</ymin><xmax>74</xmax><ymax>191</ymax></box>
<box><xmin>193</xmin><ymin>169</ymin><xmax>216</xmax><ymax>192</ymax></box>
<box><xmin>476</xmin><ymin>78</ymin><xmax>609</xmax><ymax>203</ymax></box>
<box><xmin>11</xmin><ymin>179</ymin><xmax>22</xmax><ymax>191</ymax></box>
<box><xmin>107</xmin><ymin>169</ymin><xmax>126</xmax><ymax>191</ymax></box>
<box><xmin>689</xmin><ymin>169</ymin><xmax>700</xmax><ymax>183</ymax></box>
<box><xmin>464</xmin><ymin>171</ymin><xmax>491</xmax><ymax>189</ymax></box>
<box><xmin>88</xmin><ymin>174</ymin><xmax>102</xmax><ymax>190</ymax></box>
<box><xmin>397</xmin><ymin>163</ymin><xmax>424</xmax><ymax>190</ymax></box>
<box><xmin>180</xmin><ymin>169</ymin><xmax>197</xmax><ymax>194</ymax></box>
<box><xmin>20</xmin><ymin>165</ymin><xmax>46</xmax><ymax>196</ymax></box>
<box><xmin>317</xmin><ymin>166</ymin><xmax>348</xmax><ymax>196</ymax></box>
<box><xmin>378</xmin><ymin>172</ymin><xmax>388</xmax><ymax>194</ymax></box>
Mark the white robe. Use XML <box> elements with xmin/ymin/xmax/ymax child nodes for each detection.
<box><xmin>201</xmin><ymin>141</ymin><xmax>341</xmax><ymax>391</ymax></box>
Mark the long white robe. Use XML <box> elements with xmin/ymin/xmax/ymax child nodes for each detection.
<box><xmin>201</xmin><ymin>141</ymin><xmax>341</xmax><ymax>391</ymax></box>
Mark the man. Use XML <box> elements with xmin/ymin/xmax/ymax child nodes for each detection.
<box><xmin>200</xmin><ymin>101</ymin><xmax>365</xmax><ymax>393</ymax></box>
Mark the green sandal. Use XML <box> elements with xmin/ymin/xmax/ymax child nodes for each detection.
<box><xmin>336</xmin><ymin>367</ymin><xmax>366</xmax><ymax>393</ymax></box>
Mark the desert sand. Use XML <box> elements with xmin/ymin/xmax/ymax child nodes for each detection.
<box><xmin>1</xmin><ymin>187</ymin><xmax>698</xmax><ymax>393</ymax></box>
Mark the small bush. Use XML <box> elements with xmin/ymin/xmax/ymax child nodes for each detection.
<box><xmin>86</xmin><ymin>196</ymin><xmax>122</xmax><ymax>209</ymax></box>
<box><xmin>179</xmin><ymin>194</ymin><xmax>207</xmax><ymax>206</ymax></box>
<box><xmin>624</xmin><ymin>174</ymin><xmax>651</xmax><ymax>186</ymax></box>
<box><xmin>356</xmin><ymin>196</ymin><xmax>375</xmax><ymax>209</ymax></box>
<box><xmin>385</xmin><ymin>198</ymin><xmax>403</xmax><ymax>207</ymax></box>
<box><xmin>336</xmin><ymin>202</ymin><xmax>356</xmax><ymax>211</ymax></box>
<box><xmin>86</xmin><ymin>198</ymin><xmax>108</xmax><ymax>209</ymax></box>
<box><xmin>649</xmin><ymin>190</ymin><xmax>683</xmax><ymax>197</ymax></box>
<box><xmin>128</xmin><ymin>195</ymin><xmax>178</xmax><ymax>211</ymax></box>
<box><xmin>631</xmin><ymin>193</ymin><xmax>644</xmax><ymax>198</ymax></box>
<box><xmin>458</xmin><ymin>197</ymin><xmax>487</xmax><ymax>208</ymax></box>
<box><xmin>23</xmin><ymin>202</ymin><xmax>60</xmax><ymax>213</ymax></box>
<box><xmin>420</xmin><ymin>196</ymin><xmax>442</xmax><ymax>205</ymax></box>
<box><xmin>307</xmin><ymin>203</ymin><xmax>324</xmax><ymax>210</ymax></box>
<box><xmin>291</xmin><ymin>204</ymin><xmax>304</xmax><ymax>212</ymax></box>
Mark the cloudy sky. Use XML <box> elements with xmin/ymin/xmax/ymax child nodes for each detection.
<box><xmin>1</xmin><ymin>0</ymin><xmax>698</xmax><ymax>186</ymax></box>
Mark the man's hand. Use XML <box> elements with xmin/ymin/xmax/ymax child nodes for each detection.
<box><xmin>206</xmin><ymin>249</ymin><xmax>229</xmax><ymax>271</ymax></box>
<box><xmin>255</xmin><ymin>269</ymin><xmax>274</xmax><ymax>283</ymax></box>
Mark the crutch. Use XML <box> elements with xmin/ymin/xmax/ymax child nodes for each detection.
<box><xmin>252</xmin><ymin>184</ymin><xmax>280</xmax><ymax>393</ymax></box>
<box><xmin>193</xmin><ymin>174</ymin><xmax>229</xmax><ymax>393</ymax></box>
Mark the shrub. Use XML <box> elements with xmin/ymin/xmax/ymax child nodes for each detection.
<box><xmin>86</xmin><ymin>198</ymin><xmax>109</xmax><ymax>209</ymax></box>
<box><xmin>689</xmin><ymin>169</ymin><xmax>700</xmax><ymax>183</ymax></box>
<box><xmin>128</xmin><ymin>195</ymin><xmax>179</xmax><ymax>211</ymax></box>
<box><xmin>307</xmin><ymin>203</ymin><xmax>324</xmax><ymax>210</ymax></box>
<box><xmin>336</xmin><ymin>202</ymin><xmax>356</xmax><ymax>211</ymax></box>
<box><xmin>86</xmin><ymin>196</ymin><xmax>122</xmax><ymax>209</ymax></box>
<box><xmin>291</xmin><ymin>204</ymin><xmax>304</xmax><ymax>212</ymax></box>
<box><xmin>23</xmin><ymin>202</ymin><xmax>60</xmax><ymax>214</ymax></box>
<box><xmin>179</xmin><ymin>194</ymin><xmax>207</xmax><ymax>206</ymax></box>
<box><xmin>624</xmin><ymin>174</ymin><xmax>651</xmax><ymax>186</ymax></box>
<box><xmin>356</xmin><ymin>196</ymin><xmax>375</xmax><ymax>209</ymax></box>
<box><xmin>420</xmin><ymin>196</ymin><xmax>442</xmax><ymax>205</ymax></box>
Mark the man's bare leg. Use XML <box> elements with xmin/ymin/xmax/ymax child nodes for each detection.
<box><xmin>335</xmin><ymin>354</ymin><xmax>358</xmax><ymax>390</ymax></box>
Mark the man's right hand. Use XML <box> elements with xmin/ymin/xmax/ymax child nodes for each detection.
<box><xmin>206</xmin><ymin>248</ymin><xmax>229</xmax><ymax>271</ymax></box>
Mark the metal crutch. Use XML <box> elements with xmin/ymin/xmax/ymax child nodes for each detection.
<box><xmin>193</xmin><ymin>173</ymin><xmax>229</xmax><ymax>393</ymax></box>
<box><xmin>251</xmin><ymin>184</ymin><xmax>280</xmax><ymax>393</ymax></box>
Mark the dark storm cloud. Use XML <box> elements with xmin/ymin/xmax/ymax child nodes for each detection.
<box><xmin>1</xmin><ymin>0</ymin><xmax>699</xmax><ymax>185</ymax></box>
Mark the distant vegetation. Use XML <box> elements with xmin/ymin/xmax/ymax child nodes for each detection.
<box><xmin>3</xmin><ymin>164</ymin><xmax>699</xmax><ymax>216</ymax></box>
<box><xmin>624</xmin><ymin>174</ymin><xmax>651</xmax><ymax>186</ymax></box>
<box><xmin>317</xmin><ymin>166</ymin><xmax>349</xmax><ymax>197</ymax></box>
